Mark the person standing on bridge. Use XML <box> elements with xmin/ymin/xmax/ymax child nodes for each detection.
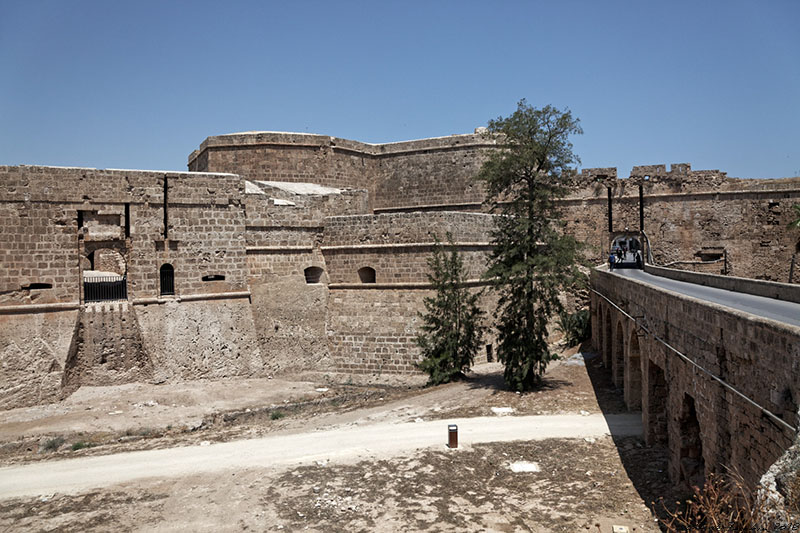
<box><xmin>609</xmin><ymin>252</ymin><xmax>616</xmax><ymax>270</ymax></box>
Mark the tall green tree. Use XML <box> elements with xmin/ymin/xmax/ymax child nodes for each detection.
<box><xmin>480</xmin><ymin>100</ymin><xmax>585</xmax><ymax>391</ymax></box>
<box><xmin>415</xmin><ymin>234</ymin><xmax>485</xmax><ymax>385</ymax></box>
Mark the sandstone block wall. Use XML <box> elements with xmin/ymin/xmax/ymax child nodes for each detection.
<box><xmin>0</xmin><ymin>165</ymin><xmax>262</xmax><ymax>408</ymax></box>
<box><xmin>189</xmin><ymin>133</ymin><xmax>379</xmax><ymax>198</ymax></box>
<box><xmin>136</xmin><ymin>298</ymin><xmax>263</xmax><ymax>382</ymax></box>
<box><xmin>243</xmin><ymin>183</ymin><xmax>369</xmax><ymax>373</ymax></box>
<box><xmin>592</xmin><ymin>267</ymin><xmax>800</xmax><ymax>484</ymax></box>
<box><xmin>322</xmin><ymin>212</ymin><xmax>495</xmax><ymax>285</ymax></box>
<box><xmin>191</xmin><ymin>132</ymin><xmax>800</xmax><ymax>283</ymax></box>
<box><xmin>0</xmin><ymin>309</ymin><xmax>78</xmax><ymax>409</ymax></box>
<box><xmin>561</xmin><ymin>165</ymin><xmax>800</xmax><ymax>282</ymax></box>
<box><xmin>328</xmin><ymin>287</ymin><xmax>495</xmax><ymax>375</ymax></box>
<box><xmin>371</xmin><ymin>141</ymin><xmax>492</xmax><ymax>211</ymax></box>
<box><xmin>189</xmin><ymin>132</ymin><xmax>495</xmax><ymax>212</ymax></box>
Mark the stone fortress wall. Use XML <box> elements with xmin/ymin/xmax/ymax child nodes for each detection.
<box><xmin>0</xmin><ymin>165</ymin><xmax>261</xmax><ymax>409</ymax></box>
<box><xmin>2</xmin><ymin>130</ymin><xmax>800</xmax><ymax>410</ymax></box>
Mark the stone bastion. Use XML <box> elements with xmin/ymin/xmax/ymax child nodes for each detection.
<box><xmin>0</xmin><ymin>130</ymin><xmax>799</xmax><ymax>409</ymax></box>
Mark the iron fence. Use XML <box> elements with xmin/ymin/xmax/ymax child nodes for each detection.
<box><xmin>84</xmin><ymin>275</ymin><xmax>128</xmax><ymax>302</ymax></box>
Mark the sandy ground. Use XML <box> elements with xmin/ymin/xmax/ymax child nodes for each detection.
<box><xmin>0</xmin><ymin>344</ymin><xmax>684</xmax><ymax>532</ymax></box>
<box><xmin>0</xmin><ymin>413</ymin><xmax>642</xmax><ymax>499</ymax></box>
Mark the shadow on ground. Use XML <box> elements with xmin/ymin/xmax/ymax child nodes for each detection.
<box><xmin>582</xmin><ymin>341</ymin><xmax>688</xmax><ymax>526</ymax></box>
<box><xmin>463</xmin><ymin>367</ymin><xmax>572</xmax><ymax>395</ymax></box>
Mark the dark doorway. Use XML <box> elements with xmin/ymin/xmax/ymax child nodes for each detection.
<box><xmin>160</xmin><ymin>264</ymin><xmax>175</xmax><ymax>296</ymax></box>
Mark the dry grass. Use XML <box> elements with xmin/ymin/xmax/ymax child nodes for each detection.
<box><xmin>657</xmin><ymin>470</ymin><xmax>798</xmax><ymax>532</ymax></box>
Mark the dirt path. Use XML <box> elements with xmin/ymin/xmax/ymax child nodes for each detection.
<box><xmin>0</xmin><ymin>347</ymin><xmax>681</xmax><ymax>532</ymax></box>
<box><xmin>0</xmin><ymin>413</ymin><xmax>640</xmax><ymax>499</ymax></box>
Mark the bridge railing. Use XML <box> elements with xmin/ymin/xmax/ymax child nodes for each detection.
<box><xmin>644</xmin><ymin>264</ymin><xmax>800</xmax><ymax>304</ymax></box>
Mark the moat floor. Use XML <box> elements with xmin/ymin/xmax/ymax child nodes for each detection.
<box><xmin>0</xmin><ymin>345</ymin><xmax>682</xmax><ymax>532</ymax></box>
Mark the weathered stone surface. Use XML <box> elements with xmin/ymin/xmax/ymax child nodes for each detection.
<box><xmin>137</xmin><ymin>299</ymin><xmax>262</xmax><ymax>382</ymax></box>
<box><xmin>591</xmin><ymin>267</ymin><xmax>800</xmax><ymax>486</ymax></box>
<box><xmin>1</xmin><ymin>130</ymin><xmax>799</xmax><ymax>416</ymax></box>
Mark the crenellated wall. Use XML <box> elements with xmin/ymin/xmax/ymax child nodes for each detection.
<box><xmin>561</xmin><ymin>164</ymin><xmax>800</xmax><ymax>281</ymax></box>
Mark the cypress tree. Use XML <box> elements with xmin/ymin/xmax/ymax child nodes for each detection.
<box><xmin>415</xmin><ymin>234</ymin><xmax>485</xmax><ymax>385</ymax></box>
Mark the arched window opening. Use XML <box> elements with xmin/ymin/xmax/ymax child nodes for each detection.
<box><xmin>202</xmin><ymin>274</ymin><xmax>225</xmax><ymax>282</ymax></box>
<box><xmin>646</xmin><ymin>362</ymin><xmax>668</xmax><ymax>447</ymax></box>
<box><xmin>357</xmin><ymin>267</ymin><xmax>376</xmax><ymax>284</ymax></box>
<box><xmin>304</xmin><ymin>266</ymin><xmax>324</xmax><ymax>284</ymax></box>
<box><xmin>603</xmin><ymin>308</ymin><xmax>612</xmax><ymax>368</ymax></box>
<box><xmin>160</xmin><ymin>264</ymin><xmax>175</xmax><ymax>296</ymax></box>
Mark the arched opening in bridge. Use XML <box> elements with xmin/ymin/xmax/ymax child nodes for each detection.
<box><xmin>613</xmin><ymin>321</ymin><xmax>625</xmax><ymax>386</ymax></box>
<box><xmin>603</xmin><ymin>308</ymin><xmax>612</xmax><ymax>368</ymax></box>
<box><xmin>625</xmin><ymin>331</ymin><xmax>642</xmax><ymax>410</ymax></box>
<box><xmin>358</xmin><ymin>266</ymin><xmax>376</xmax><ymax>284</ymax></box>
<box><xmin>645</xmin><ymin>361</ymin><xmax>668</xmax><ymax>446</ymax></box>
<box><xmin>304</xmin><ymin>266</ymin><xmax>324</xmax><ymax>284</ymax></box>
<box><xmin>679</xmin><ymin>394</ymin><xmax>705</xmax><ymax>488</ymax></box>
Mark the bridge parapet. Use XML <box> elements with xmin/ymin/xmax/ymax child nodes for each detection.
<box><xmin>590</xmin><ymin>266</ymin><xmax>800</xmax><ymax>488</ymax></box>
<box><xmin>644</xmin><ymin>264</ymin><xmax>800</xmax><ymax>304</ymax></box>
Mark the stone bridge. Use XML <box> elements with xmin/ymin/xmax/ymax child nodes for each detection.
<box><xmin>590</xmin><ymin>265</ymin><xmax>800</xmax><ymax>487</ymax></box>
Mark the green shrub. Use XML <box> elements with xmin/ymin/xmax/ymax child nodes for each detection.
<box><xmin>557</xmin><ymin>309</ymin><xmax>591</xmax><ymax>347</ymax></box>
<box><xmin>42</xmin><ymin>436</ymin><xmax>65</xmax><ymax>452</ymax></box>
<box><xmin>270</xmin><ymin>410</ymin><xmax>285</xmax><ymax>420</ymax></box>
<box><xmin>71</xmin><ymin>441</ymin><xmax>94</xmax><ymax>451</ymax></box>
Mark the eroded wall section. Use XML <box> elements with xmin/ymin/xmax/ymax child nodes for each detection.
<box><xmin>0</xmin><ymin>165</ymin><xmax>262</xmax><ymax>408</ymax></box>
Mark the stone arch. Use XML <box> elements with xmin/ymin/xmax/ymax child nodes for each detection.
<box><xmin>625</xmin><ymin>329</ymin><xmax>643</xmax><ymax>410</ymax></box>
<box><xmin>357</xmin><ymin>266</ymin><xmax>376</xmax><ymax>284</ymax></box>
<box><xmin>678</xmin><ymin>393</ymin><xmax>705</xmax><ymax>488</ymax></box>
<box><xmin>612</xmin><ymin>319</ymin><xmax>625</xmax><ymax>386</ymax></box>
<box><xmin>644</xmin><ymin>357</ymin><xmax>668</xmax><ymax>446</ymax></box>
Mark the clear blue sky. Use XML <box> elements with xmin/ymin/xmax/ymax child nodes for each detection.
<box><xmin>1</xmin><ymin>1</ymin><xmax>798</xmax><ymax>178</ymax></box>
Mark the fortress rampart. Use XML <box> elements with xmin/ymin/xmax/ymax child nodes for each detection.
<box><xmin>2</xmin><ymin>131</ymin><xmax>800</xmax><ymax>410</ymax></box>
<box><xmin>189</xmin><ymin>132</ymin><xmax>495</xmax><ymax>212</ymax></box>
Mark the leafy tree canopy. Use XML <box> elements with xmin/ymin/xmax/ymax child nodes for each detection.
<box><xmin>480</xmin><ymin>100</ymin><xmax>586</xmax><ymax>391</ymax></box>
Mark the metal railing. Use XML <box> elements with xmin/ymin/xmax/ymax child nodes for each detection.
<box><xmin>84</xmin><ymin>275</ymin><xmax>128</xmax><ymax>302</ymax></box>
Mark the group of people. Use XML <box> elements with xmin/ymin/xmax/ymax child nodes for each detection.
<box><xmin>608</xmin><ymin>245</ymin><xmax>643</xmax><ymax>270</ymax></box>
<box><xmin>608</xmin><ymin>247</ymin><xmax>625</xmax><ymax>270</ymax></box>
